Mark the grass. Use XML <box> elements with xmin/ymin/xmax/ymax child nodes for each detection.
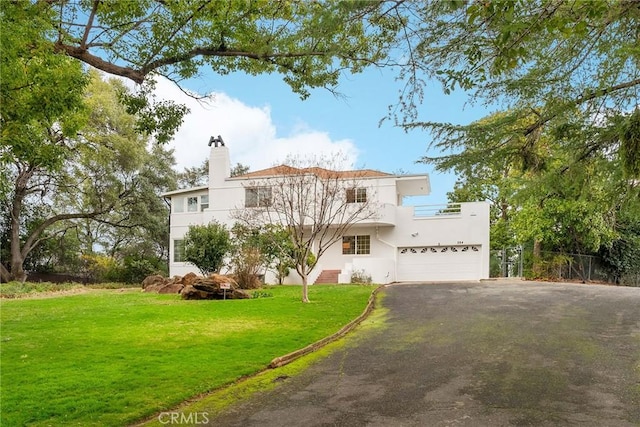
<box><xmin>0</xmin><ymin>284</ymin><xmax>376</xmax><ymax>426</ymax></box>
<box><xmin>141</xmin><ymin>290</ymin><xmax>389</xmax><ymax>426</ymax></box>
<box><xmin>0</xmin><ymin>281</ymin><xmax>140</xmax><ymax>299</ymax></box>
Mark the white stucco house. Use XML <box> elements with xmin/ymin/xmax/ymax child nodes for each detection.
<box><xmin>163</xmin><ymin>141</ymin><xmax>490</xmax><ymax>284</ymax></box>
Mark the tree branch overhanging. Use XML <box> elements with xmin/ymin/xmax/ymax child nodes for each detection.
<box><xmin>54</xmin><ymin>41</ymin><xmax>145</xmax><ymax>83</ymax></box>
<box><xmin>80</xmin><ymin>0</ymin><xmax>100</xmax><ymax>48</ymax></box>
<box><xmin>524</xmin><ymin>79</ymin><xmax>640</xmax><ymax>136</ymax></box>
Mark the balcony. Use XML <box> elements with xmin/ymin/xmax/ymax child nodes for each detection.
<box><xmin>413</xmin><ymin>203</ymin><xmax>462</xmax><ymax>218</ymax></box>
<box><xmin>339</xmin><ymin>202</ymin><xmax>397</xmax><ymax>228</ymax></box>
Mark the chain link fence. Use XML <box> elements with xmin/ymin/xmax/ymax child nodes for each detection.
<box><xmin>491</xmin><ymin>248</ymin><xmax>639</xmax><ymax>287</ymax></box>
<box><xmin>490</xmin><ymin>247</ymin><xmax>524</xmax><ymax>278</ymax></box>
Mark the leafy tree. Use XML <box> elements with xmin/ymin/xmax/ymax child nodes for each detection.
<box><xmin>233</xmin><ymin>154</ymin><xmax>378</xmax><ymax>302</ymax></box>
<box><xmin>13</xmin><ymin>0</ymin><xmax>405</xmax><ymax>142</ymax></box>
<box><xmin>177</xmin><ymin>161</ymin><xmax>248</xmax><ymax>189</ymax></box>
<box><xmin>177</xmin><ymin>159</ymin><xmax>209</xmax><ymax>189</ymax></box>
<box><xmin>46</xmin><ymin>0</ymin><xmax>397</xmax><ymax>91</ymax></box>
<box><xmin>230</xmin><ymin>163</ymin><xmax>250</xmax><ymax>177</ymax></box>
<box><xmin>384</xmin><ymin>3</ymin><xmax>639</xmax><ymax>279</ymax></box>
<box><xmin>436</xmin><ymin>111</ymin><xmax>639</xmax><ymax>281</ymax></box>
<box><xmin>89</xmin><ymin>142</ymin><xmax>177</xmax><ymax>263</ymax></box>
<box><xmin>231</xmin><ymin>223</ymin><xmax>296</xmax><ymax>285</ymax></box>
<box><xmin>183</xmin><ymin>222</ymin><xmax>231</xmax><ymax>276</ymax></box>
<box><xmin>0</xmin><ymin>71</ymin><xmax>176</xmax><ymax>282</ymax></box>
<box><xmin>258</xmin><ymin>224</ymin><xmax>297</xmax><ymax>285</ymax></box>
<box><xmin>392</xmin><ymin>1</ymin><xmax>639</xmax><ymax>176</ymax></box>
<box><xmin>0</xmin><ymin>2</ymin><xmax>89</xmax><ymax>281</ymax></box>
<box><xmin>599</xmin><ymin>213</ymin><xmax>640</xmax><ymax>285</ymax></box>
<box><xmin>48</xmin><ymin>74</ymin><xmax>178</xmax><ymax>270</ymax></box>
<box><xmin>436</xmin><ymin>112</ymin><xmax>539</xmax><ymax>252</ymax></box>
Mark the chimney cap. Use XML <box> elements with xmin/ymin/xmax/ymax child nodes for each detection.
<box><xmin>208</xmin><ymin>135</ymin><xmax>225</xmax><ymax>147</ymax></box>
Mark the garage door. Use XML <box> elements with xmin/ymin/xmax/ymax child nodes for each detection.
<box><xmin>397</xmin><ymin>245</ymin><xmax>483</xmax><ymax>281</ymax></box>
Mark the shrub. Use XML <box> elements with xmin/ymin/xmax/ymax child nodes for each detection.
<box><xmin>251</xmin><ymin>291</ymin><xmax>273</xmax><ymax>298</ymax></box>
<box><xmin>79</xmin><ymin>254</ymin><xmax>120</xmax><ymax>282</ymax></box>
<box><xmin>121</xmin><ymin>256</ymin><xmax>165</xmax><ymax>284</ymax></box>
<box><xmin>529</xmin><ymin>253</ymin><xmax>572</xmax><ymax>280</ymax></box>
<box><xmin>350</xmin><ymin>269</ymin><xmax>372</xmax><ymax>284</ymax></box>
<box><xmin>184</xmin><ymin>222</ymin><xmax>231</xmax><ymax>275</ymax></box>
<box><xmin>231</xmin><ymin>247</ymin><xmax>264</xmax><ymax>289</ymax></box>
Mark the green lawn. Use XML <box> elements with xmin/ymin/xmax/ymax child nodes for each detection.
<box><xmin>0</xmin><ymin>285</ymin><xmax>375</xmax><ymax>426</ymax></box>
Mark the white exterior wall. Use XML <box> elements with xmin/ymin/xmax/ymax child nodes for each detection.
<box><xmin>392</xmin><ymin>203</ymin><xmax>489</xmax><ymax>249</ymax></box>
<box><xmin>394</xmin><ymin>202</ymin><xmax>490</xmax><ymax>281</ymax></box>
<box><xmin>316</xmin><ymin>226</ymin><xmax>396</xmax><ymax>283</ymax></box>
<box><xmin>165</xmin><ymin>145</ymin><xmax>489</xmax><ymax>283</ymax></box>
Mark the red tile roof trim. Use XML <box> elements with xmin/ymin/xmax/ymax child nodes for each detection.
<box><xmin>233</xmin><ymin>165</ymin><xmax>392</xmax><ymax>179</ymax></box>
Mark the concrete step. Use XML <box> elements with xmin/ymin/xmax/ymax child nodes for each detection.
<box><xmin>314</xmin><ymin>270</ymin><xmax>340</xmax><ymax>284</ymax></box>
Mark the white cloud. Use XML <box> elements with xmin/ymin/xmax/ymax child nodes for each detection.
<box><xmin>151</xmin><ymin>77</ymin><xmax>359</xmax><ymax>172</ymax></box>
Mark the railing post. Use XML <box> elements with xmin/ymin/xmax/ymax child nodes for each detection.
<box><xmin>501</xmin><ymin>248</ymin><xmax>507</xmax><ymax>277</ymax></box>
<box><xmin>518</xmin><ymin>245</ymin><xmax>524</xmax><ymax>277</ymax></box>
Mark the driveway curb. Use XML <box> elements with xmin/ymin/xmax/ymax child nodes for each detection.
<box><xmin>268</xmin><ymin>284</ymin><xmax>386</xmax><ymax>368</ymax></box>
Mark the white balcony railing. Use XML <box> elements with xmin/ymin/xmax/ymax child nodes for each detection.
<box><xmin>413</xmin><ymin>203</ymin><xmax>462</xmax><ymax>218</ymax></box>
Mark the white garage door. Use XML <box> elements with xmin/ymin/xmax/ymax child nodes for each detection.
<box><xmin>397</xmin><ymin>245</ymin><xmax>483</xmax><ymax>281</ymax></box>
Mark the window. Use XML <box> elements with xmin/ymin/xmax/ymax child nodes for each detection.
<box><xmin>347</xmin><ymin>187</ymin><xmax>367</xmax><ymax>203</ymax></box>
<box><xmin>173</xmin><ymin>197</ymin><xmax>184</xmax><ymax>213</ymax></box>
<box><xmin>173</xmin><ymin>240</ymin><xmax>185</xmax><ymax>262</ymax></box>
<box><xmin>245</xmin><ymin>186</ymin><xmax>271</xmax><ymax>207</ymax></box>
<box><xmin>200</xmin><ymin>195</ymin><xmax>209</xmax><ymax>211</ymax></box>
<box><xmin>342</xmin><ymin>235</ymin><xmax>370</xmax><ymax>255</ymax></box>
<box><xmin>187</xmin><ymin>196</ymin><xmax>198</xmax><ymax>212</ymax></box>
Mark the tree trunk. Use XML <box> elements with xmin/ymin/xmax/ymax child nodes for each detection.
<box><xmin>0</xmin><ymin>264</ymin><xmax>12</xmax><ymax>283</ymax></box>
<box><xmin>10</xmin><ymin>216</ymin><xmax>28</xmax><ymax>282</ymax></box>
<box><xmin>10</xmin><ymin>211</ymin><xmax>27</xmax><ymax>282</ymax></box>
<box><xmin>9</xmin><ymin>168</ymin><xmax>29</xmax><ymax>283</ymax></box>
<box><xmin>301</xmin><ymin>274</ymin><xmax>310</xmax><ymax>303</ymax></box>
<box><xmin>6</xmin><ymin>165</ymin><xmax>114</xmax><ymax>283</ymax></box>
<box><xmin>532</xmin><ymin>239</ymin><xmax>542</xmax><ymax>277</ymax></box>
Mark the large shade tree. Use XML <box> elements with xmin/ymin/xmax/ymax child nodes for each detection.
<box><xmin>1</xmin><ymin>3</ymin><xmax>89</xmax><ymax>281</ymax></box>
<box><xmin>0</xmin><ymin>71</ymin><xmax>177</xmax><ymax>282</ymax></box>
<box><xmin>385</xmin><ymin>1</ymin><xmax>639</xmax><ymax>281</ymax></box>
<box><xmin>437</xmin><ymin>111</ymin><xmax>639</xmax><ymax>281</ymax></box>
<box><xmin>388</xmin><ymin>1</ymin><xmax>639</xmax><ymax>176</ymax></box>
<box><xmin>15</xmin><ymin>0</ymin><xmax>408</xmax><ymax>142</ymax></box>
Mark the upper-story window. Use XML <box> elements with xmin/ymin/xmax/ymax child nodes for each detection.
<box><xmin>187</xmin><ymin>196</ymin><xmax>198</xmax><ymax>212</ymax></box>
<box><xmin>245</xmin><ymin>186</ymin><xmax>271</xmax><ymax>207</ymax></box>
<box><xmin>173</xmin><ymin>194</ymin><xmax>208</xmax><ymax>213</ymax></box>
<box><xmin>346</xmin><ymin>187</ymin><xmax>367</xmax><ymax>203</ymax></box>
<box><xmin>173</xmin><ymin>197</ymin><xmax>184</xmax><ymax>213</ymax></box>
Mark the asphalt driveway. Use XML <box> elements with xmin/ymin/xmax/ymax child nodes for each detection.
<box><xmin>206</xmin><ymin>281</ymin><xmax>640</xmax><ymax>426</ymax></box>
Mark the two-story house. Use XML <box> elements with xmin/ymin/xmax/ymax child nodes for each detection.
<box><xmin>163</xmin><ymin>141</ymin><xmax>490</xmax><ymax>284</ymax></box>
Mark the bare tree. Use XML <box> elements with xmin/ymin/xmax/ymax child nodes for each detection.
<box><xmin>233</xmin><ymin>154</ymin><xmax>379</xmax><ymax>303</ymax></box>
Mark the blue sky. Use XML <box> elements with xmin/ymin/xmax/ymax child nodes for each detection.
<box><xmin>157</xmin><ymin>66</ymin><xmax>494</xmax><ymax>204</ymax></box>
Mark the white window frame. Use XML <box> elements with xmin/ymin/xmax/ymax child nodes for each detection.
<box><xmin>173</xmin><ymin>197</ymin><xmax>184</xmax><ymax>213</ymax></box>
<box><xmin>187</xmin><ymin>196</ymin><xmax>198</xmax><ymax>212</ymax></box>
<box><xmin>173</xmin><ymin>239</ymin><xmax>185</xmax><ymax>262</ymax></box>
<box><xmin>245</xmin><ymin>186</ymin><xmax>272</xmax><ymax>208</ymax></box>
<box><xmin>347</xmin><ymin>187</ymin><xmax>367</xmax><ymax>203</ymax></box>
<box><xmin>342</xmin><ymin>235</ymin><xmax>370</xmax><ymax>255</ymax></box>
